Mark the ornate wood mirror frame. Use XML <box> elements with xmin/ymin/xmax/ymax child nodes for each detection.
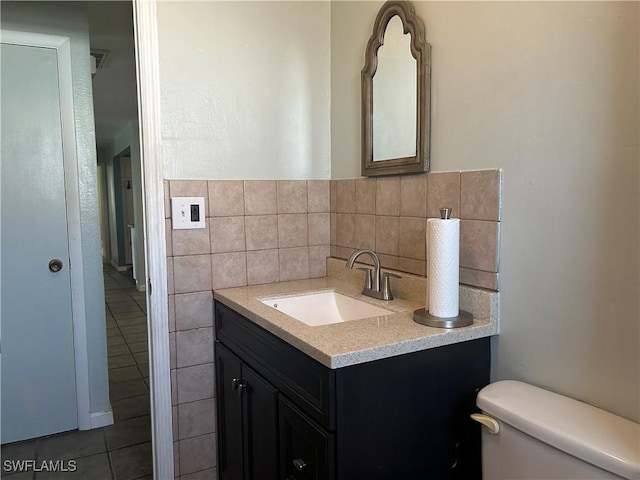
<box><xmin>362</xmin><ymin>0</ymin><xmax>431</xmax><ymax>176</ymax></box>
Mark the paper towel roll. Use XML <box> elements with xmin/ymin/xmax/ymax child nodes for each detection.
<box><xmin>427</xmin><ymin>217</ymin><xmax>460</xmax><ymax>318</ymax></box>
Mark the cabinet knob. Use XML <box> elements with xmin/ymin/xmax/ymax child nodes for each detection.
<box><xmin>292</xmin><ymin>458</ymin><xmax>307</xmax><ymax>472</ymax></box>
<box><xmin>232</xmin><ymin>378</ymin><xmax>247</xmax><ymax>396</ymax></box>
<box><xmin>237</xmin><ymin>382</ymin><xmax>247</xmax><ymax>396</ymax></box>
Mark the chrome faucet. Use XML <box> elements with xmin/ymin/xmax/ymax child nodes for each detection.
<box><xmin>346</xmin><ymin>249</ymin><xmax>400</xmax><ymax>301</ymax></box>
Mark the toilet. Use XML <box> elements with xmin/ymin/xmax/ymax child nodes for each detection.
<box><xmin>473</xmin><ymin>380</ymin><xmax>640</xmax><ymax>480</ymax></box>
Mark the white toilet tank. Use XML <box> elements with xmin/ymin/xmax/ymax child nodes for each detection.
<box><xmin>475</xmin><ymin>380</ymin><xmax>639</xmax><ymax>480</ymax></box>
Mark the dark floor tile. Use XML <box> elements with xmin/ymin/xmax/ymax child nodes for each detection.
<box><xmin>105</xmin><ymin>298</ymin><xmax>124</xmax><ymax>304</ymax></box>
<box><xmin>112</xmin><ymin>395</ymin><xmax>150</xmax><ymax>422</ymax></box>
<box><xmin>104</xmin><ymin>293</ymin><xmax>122</xmax><ymax>299</ymax></box>
<box><xmin>37</xmin><ymin>429</ymin><xmax>106</xmax><ymax>461</ymax></box>
<box><xmin>137</xmin><ymin>363</ymin><xmax>149</xmax><ymax>378</ymax></box>
<box><xmin>107</xmin><ymin>335</ymin><xmax>126</xmax><ymax>347</ymax></box>
<box><xmin>113</xmin><ymin>317</ymin><xmax>146</xmax><ymax>328</ymax></box>
<box><xmin>103</xmin><ymin>267</ymin><xmax>152</xmax><ymax>478</ymax></box>
<box><xmin>114</xmin><ymin>277</ymin><xmax>135</xmax><ymax>287</ymax></box>
<box><xmin>109</xmin><ymin>442</ymin><xmax>152</xmax><ymax>480</ymax></box>
<box><xmin>107</xmin><ymin>299</ymin><xmax>138</xmax><ymax>307</ymax></box>
<box><xmin>126</xmin><ymin>341</ymin><xmax>148</xmax><ymax>354</ymax></box>
<box><xmin>104</xmin><ymin>289</ymin><xmax>131</xmax><ymax>297</ymax></box>
<box><xmin>1</xmin><ymin>469</ymin><xmax>34</xmax><ymax>479</ymax></box>
<box><xmin>1</xmin><ymin>438</ymin><xmax>38</xmax><ymax>463</ymax></box>
<box><xmin>109</xmin><ymin>354</ymin><xmax>136</xmax><ymax>370</ymax></box>
<box><xmin>123</xmin><ymin>333</ymin><xmax>147</xmax><ymax>344</ymax></box>
<box><xmin>104</xmin><ymin>416</ymin><xmax>151</xmax><ymax>451</ymax></box>
<box><xmin>106</xmin><ymin>327</ymin><xmax>121</xmax><ymax>338</ymax></box>
<box><xmin>119</xmin><ymin>325</ymin><xmax>147</xmax><ymax>336</ymax></box>
<box><xmin>109</xmin><ymin>366</ymin><xmax>142</xmax><ymax>384</ymax></box>
<box><xmin>107</xmin><ymin>344</ymin><xmax>130</xmax><ymax>358</ymax></box>
<box><xmin>109</xmin><ymin>379</ymin><xmax>149</xmax><ymax>402</ymax></box>
<box><xmin>113</xmin><ymin>312</ymin><xmax>146</xmax><ymax>320</ymax></box>
<box><xmin>109</xmin><ymin>304</ymin><xmax>141</xmax><ymax>315</ymax></box>
<box><xmin>132</xmin><ymin>300</ymin><xmax>146</xmax><ymax>310</ymax></box>
<box><xmin>2</xmin><ymin>439</ymin><xmax>38</xmax><ymax>478</ymax></box>
<box><xmin>132</xmin><ymin>351</ymin><xmax>149</xmax><ymax>365</ymax></box>
<box><xmin>34</xmin><ymin>453</ymin><xmax>111</xmax><ymax>480</ymax></box>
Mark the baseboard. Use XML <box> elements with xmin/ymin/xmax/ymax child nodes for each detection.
<box><xmin>136</xmin><ymin>283</ymin><xmax>146</xmax><ymax>292</ymax></box>
<box><xmin>110</xmin><ymin>260</ymin><xmax>130</xmax><ymax>272</ymax></box>
<box><xmin>89</xmin><ymin>407</ymin><xmax>114</xmax><ymax>429</ymax></box>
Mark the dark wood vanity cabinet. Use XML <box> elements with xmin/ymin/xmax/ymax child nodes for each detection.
<box><xmin>216</xmin><ymin>343</ymin><xmax>279</xmax><ymax>480</ymax></box>
<box><xmin>214</xmin><ymin>301</ymin><xmax>490</xmax><ymax>480</ymax></box>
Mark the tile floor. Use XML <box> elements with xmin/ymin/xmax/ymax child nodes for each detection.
<box><xmin>1</xmin><ymin>265</ymin><xmax>153</xmax><ymax>480</ymax></box>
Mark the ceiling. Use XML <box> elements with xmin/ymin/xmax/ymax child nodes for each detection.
<box><xmin>87</xmin><ymin>1</ymin><xmax>138</xmax><ymax>149</ymax></box>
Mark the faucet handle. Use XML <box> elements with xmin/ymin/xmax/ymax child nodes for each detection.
<box><xmin>381</xmin><ymin>272</ymin><xmax>401</xmax><ymax>300</ymax></box>
<box><xmin>357</xmin><ymin>267</ymin><xmax>373</xmax><ymax>290</ymax></box>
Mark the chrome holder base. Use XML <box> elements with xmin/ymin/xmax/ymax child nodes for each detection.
<box><xmin>412</xmin><ymin>308</ymin><xmax>473</xmax><ymax>329</ymax></box>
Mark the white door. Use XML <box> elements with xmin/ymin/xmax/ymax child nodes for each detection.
<box><xmin>1</xmin><ymin>42</ymin><xmax>78</xmax><ymax>443</ymax></box>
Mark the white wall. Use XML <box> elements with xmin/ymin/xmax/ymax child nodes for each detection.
<box><xmin>97</xmin><ymin>144</ymin><xmax>120</xmax><ymax>266</ymax></box>
<box><xmin>96</xmin><ymin>163</ymin><xmax>110</xmax><ymax>261</ymax></box>
<box><xmin>331</xmin><ymin>1</ymin><xmax>639</xmax><ymax>421</ymax></box>
<box><xmin>2</xmin><ymin>1</ymin><xmax>110</xmax><ymax>415</ymax></box>
<box><xmin>157</xmin><ymin>1</ymin><xmax>331</xmax><ymax>180</ymax></box>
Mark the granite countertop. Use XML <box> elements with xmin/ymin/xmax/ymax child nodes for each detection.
<box><xmin>214</xmin><ymin>261</ymin><xmax>499</xmax><ymax>369</ymax></box>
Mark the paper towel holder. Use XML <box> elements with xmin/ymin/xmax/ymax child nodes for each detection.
<box><xmin>413</xmin><ymin>206</ymin><xmax>473</xmax><ymax>328</ymax></box>
<box><xmin>413</xmin><ymin>308</ymin><xmax>473</xmax><ymax>328</ymax></box>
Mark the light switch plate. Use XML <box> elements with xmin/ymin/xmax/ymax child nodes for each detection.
<box><xmin>171</xmin><ymin>197</ymin><xmax>205</xmax><ymax>229</ymax></box>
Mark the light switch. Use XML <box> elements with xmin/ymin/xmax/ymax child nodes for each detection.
<box><xmin>171</xmin><ymin>197</ymin><xmax>205</xmax><ymax>229</ymax></box>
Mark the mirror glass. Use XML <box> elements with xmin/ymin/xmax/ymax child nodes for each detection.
<box><xmin>362</xmin><ymin>0</ymin><xmax>430</xmax><ymax>177</ymax></box>
<box><xmin>373</xmin><ymin>15</ymin><xmax>417</xmax><ymax>161</ymax></box>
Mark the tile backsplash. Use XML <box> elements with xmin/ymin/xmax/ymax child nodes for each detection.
<box><xmin>330</xmin><ymin>170</ymin><xmax>502</xmax><ymax>290</ymax></box>
<box><xmin>165</xmin><ymin>170</ymin><xmax>502</xmax><ymax>296</ymax></box>
<box><xmin>164</xmin><ymin>169</ymin><xmax>501</xmax><ymax>479</ymax></box>
<box><xmin>166</xmin><ymin>180</ymin><xmax>331</xmax><ymax>291</ymax></box>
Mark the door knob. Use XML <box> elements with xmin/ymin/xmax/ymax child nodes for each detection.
<box><xmin>49</xmin><ymin>259</ymin><xmax>63</xmax><ymax>272</ymax></box>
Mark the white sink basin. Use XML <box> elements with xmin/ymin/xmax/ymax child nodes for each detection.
<box><xmin>260</xmin><ymin>291</ymin><xmax>392</xmax><ymax>326</ymax></box>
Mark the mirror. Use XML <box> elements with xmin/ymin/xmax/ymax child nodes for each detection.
<box><xmin>362</xmin><ymin>0</ymin><xmax>431</xmax><ymax>176</ymax></box>
<box><xmin>373</xmin><ymin>15</ymin><xmax>417</xmax><ymax>162</ymax></box>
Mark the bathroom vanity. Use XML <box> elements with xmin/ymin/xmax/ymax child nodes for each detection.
<box><xmin>213</xmin><ymin>274</ymin><xmax>498</xmax><ymax>480</ymax></box>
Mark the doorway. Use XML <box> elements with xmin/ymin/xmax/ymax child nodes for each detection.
<box><xmin>89</xmin><ymin>1</ymin><xmax>153</xmax><ymax>477</ymax></box>
<box><xmin>2</xmin><ymin>2</ymin><xmax>152</xmax><ymax>473</ymax></box>
<box><xmin>105</xmin><ymin>149</ymin><xmax>136</xmax><ymax>277</ymax></box>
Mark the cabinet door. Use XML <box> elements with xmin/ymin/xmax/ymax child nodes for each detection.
<box><xmin>243</xmin><ymin>365</ymin><xmax>279</xmax><ymax>480</ymax></box>
<box><xmin>216</xmin><ymin>343</ymin><xmax>245</xmax><ymax>480</ymax></box>
<box><xmin>279</xmin><ymin>396</ymin><xmax>335</xmax><ymax>480</ymax></box>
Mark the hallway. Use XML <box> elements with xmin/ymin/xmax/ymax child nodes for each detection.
<box><xmin>0</xmin><ymin>266</ymin><xmax>152</xmax><ymax>480</ymax></box>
